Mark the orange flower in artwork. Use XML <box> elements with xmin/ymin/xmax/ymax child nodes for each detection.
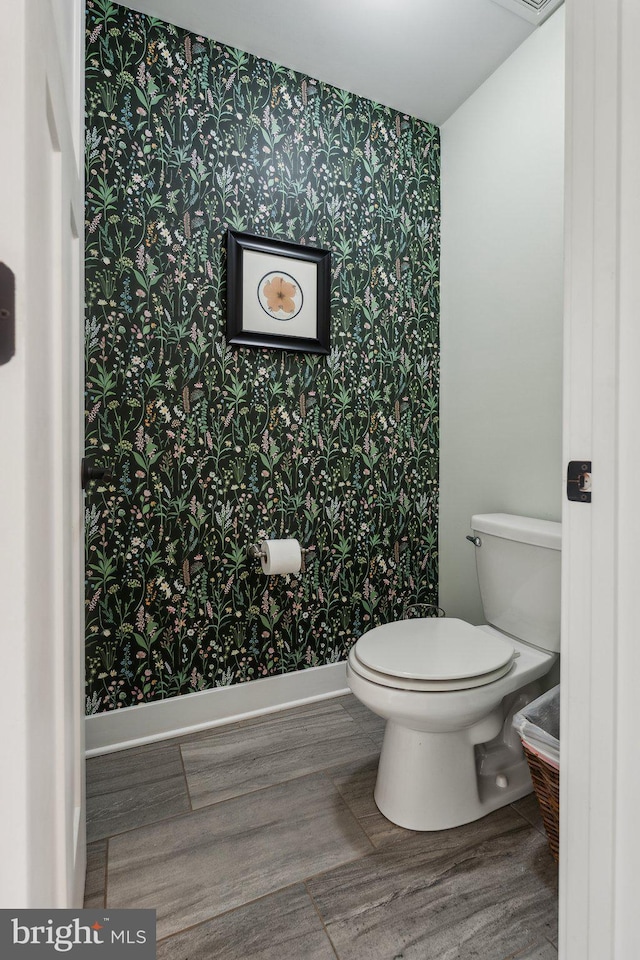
<box><xmin>263</xmin><ymin>275</ymin><xmax>297</xmax><ymax>314</ymax></box>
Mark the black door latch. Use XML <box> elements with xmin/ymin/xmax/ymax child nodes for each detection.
<box><xmin>567</xmin><ymin>461</ymin><xmax>591</xmax><ymax>502</ymax></box>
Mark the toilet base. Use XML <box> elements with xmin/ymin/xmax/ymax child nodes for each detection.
<box><xmin>373</xmin><ymin>717</ymin><xmax>534</xmax><ymax>831</ymax></box>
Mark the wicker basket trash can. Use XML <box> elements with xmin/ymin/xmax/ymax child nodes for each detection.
<box><xmin>513</xmin><ymin>685</ymin><xmax>560</xmax><ymax>862</ymax></box>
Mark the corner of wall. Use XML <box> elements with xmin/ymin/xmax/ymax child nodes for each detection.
<box><xmin>439</xmin><ymin>9</ymin><xmax>565</xmax><ymax>622</ymax></box>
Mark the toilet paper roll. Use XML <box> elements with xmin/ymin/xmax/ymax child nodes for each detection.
<box><xmin>260</xmin><ymin>539</ymin><xmax>302</xmax><ymax>576</ymax></box>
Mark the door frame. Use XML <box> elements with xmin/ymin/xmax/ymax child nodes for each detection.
<box><xmin>560</xmin><ymin>0</ymin><xmax>640</xmax><ymax>955</ymax></box>
<box><xmin>0</xmin><ymin>0</ymin><xmax>85</xmax><ymax>907</ymax></box>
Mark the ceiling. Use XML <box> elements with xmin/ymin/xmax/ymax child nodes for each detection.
<box><xmin>122</xmin><ymin>0</ymin><xmax>536</xmax><ymax>126</ymax></box>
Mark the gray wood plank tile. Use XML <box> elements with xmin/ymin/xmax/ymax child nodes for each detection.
<box><xmin>307</xmin><ymin>807</ymin><xmax>558</xmax><ymax>960</ymax></box>
<box><xmin>107</xmin><ymin>771</ymin><xmax>373</xmax><ymax>940</ymax></box>
<box><xmin>181</xmin><ymin>700</ymin><xmax>380</xmax><ymax>808</ymax></box>
<box><xmin>512</xmin><ymin>793</ymin><xmax>545</xmax><ymax>833</ymax></box>
<box><xmin>86</xmin><ymin>741</ymin><xmax>191</xmax><ymax>842</ymax></box>
<box><xmin>328</xmin><ymin>756</ymin><xmax>414</xmax><ymax>848</ymax></box>
<box><xmin>156</xmin><ymin>884</ymin><xmax>337</xmax><ymax>960</ymax></box>
<box><xmin>83</xmin><ymin>840</ymin><xmax>107</xmax><ymax>908</ymax></box>
<box><xmin>509</xmin><ymin>942</ymin><xmax>557</xmax><ymax>960</ymax></box>
<box><xmin>172</xmin><ymin>698</ymin><xmax>350</xmax><ymax>747</ymax></box>
<box><xmin>336</xmin><ymin>694</ymin><xmax>386</xmax><ymax>747</ymax></box>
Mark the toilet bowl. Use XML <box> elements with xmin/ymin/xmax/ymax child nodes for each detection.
<box><xmin>347</xmin><ymin>513</ymin><xmax>561</xmax><ymax>831</ymax></box>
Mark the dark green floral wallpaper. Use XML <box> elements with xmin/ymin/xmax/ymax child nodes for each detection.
<box><xmin>84</xmin><ymin>0</ymin><xmax>440</xmax><ymax>714</ymax></box>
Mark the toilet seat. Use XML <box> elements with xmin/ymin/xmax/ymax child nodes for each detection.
<box><xmin>350</xmin><ymin>618</ymin><xmax>516</xmax><ymax>692</ymax></box>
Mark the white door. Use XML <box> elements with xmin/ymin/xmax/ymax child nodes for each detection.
<box><xmin>561</xmin><ymin>0</ymin><xmax>640</xmax><ymax>956</ymax></box>
<box><xmin>0</xmin><ymin>0</ymin><xmax>85</xmax><ymax>906</ymax></box>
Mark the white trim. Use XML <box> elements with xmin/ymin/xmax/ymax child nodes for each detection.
<box><xmin>561</xmin><ymin>0</ymin><xmax>640</xmax><ymax>956</ymax></box>
<box><xmin>612</xmin><ymin>4</ymin><xmax>640</xmax><ymax>955</ymax></box>
<box><xmin>561</xmin><ymin>0</ymin><xmax>613</xmax><ymax>952</ymax></box>
<box><xmin>0</xmin><ymin>0</ymin><xmax>85</xmax><ymax>909</ymax></box>
<box><xmin>85</xmin><ymin>662</ymin><xmax>349</xmax><ymax>756</ymax></box>
<box><xmin>0</xmin><ymin>0</ymin><xmax>30</xmax><ymax>906</ymax></box>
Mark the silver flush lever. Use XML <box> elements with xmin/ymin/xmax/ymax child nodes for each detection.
<box><xmin>466</xmin><ymin>535</ymin><xmax>482</xmax><ymax>547</ymax></box>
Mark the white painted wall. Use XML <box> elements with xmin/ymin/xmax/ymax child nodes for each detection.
<box><xmin>439</xmin><ymin>8</ymin><xmax>565</xmax><ymax>624</ymax></box>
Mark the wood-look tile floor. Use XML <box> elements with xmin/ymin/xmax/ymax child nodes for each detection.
<box><xmin>85</xmin><ymin>694</ymin><xmax>558</xmax><ymax>959</ymax></box>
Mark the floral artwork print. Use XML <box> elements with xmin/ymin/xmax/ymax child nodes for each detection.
<box><xmin>262</xmin><ymin>275</ymin><xmax>299</xmax><ymax>317</ymax></box>
<box><xmin>230</xmin><ymin>235</ymin><xmax>327</xmax><ymax>350</ymax></box>
<box><xmin>84</xmin><ymin>0</ymin><xmax>440</xmax><ymax>714</ymax></box>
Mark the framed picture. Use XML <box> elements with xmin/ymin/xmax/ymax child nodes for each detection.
<box><xmin>226</xmin><ymin>230</ymin><xmax>331</xmax><ymax>355</ymax></box>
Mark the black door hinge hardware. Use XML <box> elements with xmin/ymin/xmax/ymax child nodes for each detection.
<box><xmin>81</xmin><ymin>459</ymin><xmax>114</xmax><ymax>490</ymax></box>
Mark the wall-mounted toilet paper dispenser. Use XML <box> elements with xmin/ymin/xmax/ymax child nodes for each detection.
<box><xmin>247</xmin><ymin>539</ymin><xmax>315</xmax><ymax>575</ymax></box>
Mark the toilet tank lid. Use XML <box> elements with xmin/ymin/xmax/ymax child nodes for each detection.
<box><xmin>471</xmin><ymin>513</ymin><xmax>561</xmax><ymax>550</ymax></box>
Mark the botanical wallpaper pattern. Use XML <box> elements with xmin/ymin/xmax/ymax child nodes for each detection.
<box><xmin>84</xmin><ymin>0</ymin><xmax>440</xmax><ymax>713</ymax></box>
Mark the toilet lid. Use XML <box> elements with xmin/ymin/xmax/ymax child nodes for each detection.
<box><xmin>353</xmin><ymin>618</ymin><xmax>515</xmax><ymax>689</ymax></box>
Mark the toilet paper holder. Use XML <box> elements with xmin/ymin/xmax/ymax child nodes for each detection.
<box><xmin>247</xmin><ymin>542</ymin><xmax>315</xmax><ymax>562</ymax></box>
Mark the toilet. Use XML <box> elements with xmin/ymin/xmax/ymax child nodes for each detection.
<box><xmin>347</xmin><ymin>513</ymin><xmax>561</xmax><ymax>831</ymax></box>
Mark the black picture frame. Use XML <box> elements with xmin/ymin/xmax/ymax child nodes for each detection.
<box><xmin>226</xmin><ymin>230</ymin><xmax>331</xmax><ymax>355</ymax></box>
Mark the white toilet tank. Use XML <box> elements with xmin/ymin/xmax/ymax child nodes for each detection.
<box><xmin>471</xmin><ymin>513</ymin><xmax>561</xmax><ymax>653</ymax></box>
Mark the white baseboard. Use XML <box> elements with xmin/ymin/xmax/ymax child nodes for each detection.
<box><xmin>85</xmin><ymin>661</ymin><xmax>349</xmax><ymax>756</ymax></box>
